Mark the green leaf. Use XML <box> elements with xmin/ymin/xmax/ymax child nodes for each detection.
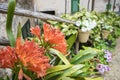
<box><xmin>62</xmin><ymin>77</ymin><xmax>75</xmax><ymax>80</ymax></box>
<box><xmin>70</xmin><ymin>70</ymin><xmax>83</xmax><ymax>77</ymax></box>
<box><xmin>58</xmin><ymin>64</ymin><xmax>84</xmax><ymax>80</ymax></box>
<box><xmin>74</xmin><ymin>53</ymin><xmax>96</xmax><ymax>64</ymax></box>
<box><xmin>67</xmin><ymin>33</ymin><xmax>77</xmax><ymax>50</ymax></box>
<box><xmin>85</xmin><ymin>77</ymin><xmax>103</xmax><ymax>80</ymax></box>
<box><xmin>6</xmin><ymin>0</ymin><xmax>16</xmax><ymax>47</ymax></box>
<box><xmin>47</xmin><ymin>65</ymin><xmax>72</xmax><ymax>74</ymax></box>
<box><xmin>17</xmin><ymin>22</ymin><xmax>22</xmax><ymax>38</ymax></box>
<box><xmin>70</xmin><ymin>47</ymin><xmax>98</xmax><ymax>64</ymax></box>
<box><xmin>49</xmin><ymin>48</ymin><xmax>70</xmax><ymax>65</ymax></box>
<box><xmin>45</xmin><ymin>71</ymin><xmax>63</xmax><ymax>80</ymax></box>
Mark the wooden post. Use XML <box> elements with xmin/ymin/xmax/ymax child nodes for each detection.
<box><xmin>75</xmin><ymin>35</ymin><xmax>79</xmax><ymax>54</ymax></box>
<box><xmin>87</xmin><ymin>0</ymin><xmax>90</xmax><ymax>11</ymax></box>
<box><xmin>0</xmin><ymin>4</ymin><xmax>76</xmax><ymax>25</ymax></box>
<box><xmin>91</xmin><ymin>0</ymin><xmax>95</xmax><ymax>11</ymax></box>
<box><xmin>113</xmin><ymin>0</ymin><xmax>116</xmax><ymax>11</ymax></box>
<box><xmin>0</xmin><ymin>4</ymin><xmax>76</xmax><ymax>46</ymax></box>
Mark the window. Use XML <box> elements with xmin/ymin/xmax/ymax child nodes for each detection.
<box><xmin>71</xmin><ymin>0</ymin><xmax>80</xmax><ymax>13</ymax></box>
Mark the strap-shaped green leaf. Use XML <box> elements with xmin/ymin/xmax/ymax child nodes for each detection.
<box><xmin>47</xmin><ymin>65</ymin><xmax>72</xmax><ymax>74</ymax></box>
<box><xmin>67</xmin><ymin>33</ymin><xmax>77</xmax><ymax>50</ymax></box>
<box><xmin>73</xmin><ymin>53</ymin><xmax>96</xmax><ymax>64</ymax></box>
<box><xmin>58</xmin><ymin>64</ymin><xmax>84</xmax><ymax>80</ymax></box>
<box><xmin>70</xmin><ymin>48</ymin><xmax>93</xmax><ymax>63</ymax></box>
<box><xmin>49</xmin><ymin>48</ymin><xmax>70</xmax><ymax>65</ymax></box>
<box><xmin>45</xmin><ymin>71</ymin><xmax>63</xmax><ymax>80</ymax></box>
<box><xmin>70</xmin><ymin>70</ymin><xmax>83</xmax><ymax>77</ymax></box>
<box><xmin>70</xmin><ymin>47</ymin><xmax>98</xmax><ymax>64</ymax></box>
<box><xmin>17</xmin><ymin>22</ymin><xmax>22</xmax><ymax>38</ymax></box>
<box><xmin>6</xmin><ymin>0</ymin><xmax>16</xmax><ymax>47</ymax></box>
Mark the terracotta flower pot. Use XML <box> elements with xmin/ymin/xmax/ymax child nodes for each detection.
<box><xmin>78</xmin><ymin>29</ymin><xmax>90</xmax><ymax>43</ymax></box>
<box><xmin>102</xmin><ymin>30</ymin><xmax>110</xmax><ymax>39</ymax></box>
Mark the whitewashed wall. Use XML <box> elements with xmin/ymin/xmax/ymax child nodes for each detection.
<box><xmin>0</xmin><ymin>1</ymin><xmax>33</xmax><ymax>39</ymax></box>
<box><xmin>94</xmin><ymin>0</ymin><xmax>120</xmax><ymax>12</ymax></box>
<box><xmin>80</xmin><ymin>0</ymin><xmax>92</xmax><ymax>11</ymax></box>
<box><xmin>35</xmin><ymin>0</ymin><xmax>71</xmax><ymax>15</ymax></box>
<box><xmin>35</xmin><ymin>0</ymin><xmax>120</xmax><ymax>16</ymax></box>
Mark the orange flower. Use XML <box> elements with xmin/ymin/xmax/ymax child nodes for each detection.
<box><xmin>0</xmin><ymin>46</ymin><xmax>17</xmax><ymax>68</ymax></box>
<box><xmin>15</xmin><ymin>38</ymin><xmax>50</xmax><ymax>77</ymax></box>
<box><xmin>18</xmin><ymin>68</ymin><xmax>23</xmax><ymax>80</ymax></box>
<box><xmin>30</xmin><ymin>25</ymin><xmax>41</xmax><ymax>39</ymax></box>
<box><xmin>43</xmin><ymin>23</ymin><xmax>67</xmax><ymax>54</ymax></box>
<box><xmin>18</xmin><ymin>68</ymin><xmax>32</xmax><ymax>80</ymax></box>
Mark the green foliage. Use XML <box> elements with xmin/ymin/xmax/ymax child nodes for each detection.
<box><xmin>46</xmin><ymin>11</ymin><xmax>120</xmax><ymax>80</ymax></box>
<box><xmin>70</xmin><ymin>47</ymin><xmax>98</xmax><ymax>64</ymax></box>
<box><xmin>47</xmin><ymin>65</ymin><xmax>72</xmax><ymax>74</ymax></box>
<box><xmin>58</xmin><ymin>64</ymin><xmax>84</xmax><ymax>80</ymax></box>
<box><xmin>46</xmin><ymin>64</ymin><xmax>84</xmax><ymax>80</ymax></box>
<box><xmin>17</xmin><ymin>23</ymin><xmax>22</xmax><ymax>38</ymax></box>
<box><xmin>6</xmin><ymin>0</ymin><xmax>16</xmax><ymax>47</ymax></box>
<box><xmin>49</xmin><ymin>48</ymin><xmax>70</xmax><ymax>65</ymax></box>
<box><xmin>46</xmin><ymin>47</ymin><xmax>99</xmax><ymax>80</ymax></box>
<box><xmin>67</xmin><ymin>33</ymin><xmax>77</xmax><ymax>50</ymax></box>
<box><xmin>48</xmin><ymin>20</ymin><xmax>78</xmax><ymax>36</ymax></box>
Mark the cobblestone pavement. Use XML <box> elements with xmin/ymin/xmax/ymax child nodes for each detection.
<box><xmin>104</xmin><ymin>38</ymin><xmax>120</xmax><ymax>80</ymax></box>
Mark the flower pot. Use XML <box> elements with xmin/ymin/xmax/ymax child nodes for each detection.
<box><xmin>102</xmin><ymin>30</ymin><xmax>110</xmax><ymax>39</ymax></box>
<box><xmin>78</xmin><ymin>29</ymin><xmax>90</xmax><ymax>43</ymax></box>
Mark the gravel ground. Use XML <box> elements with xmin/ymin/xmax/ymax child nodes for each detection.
<box><xmin>104</xmin><ymin>38</ymin><xmax>120</xmax><ymax>80</ymax></box>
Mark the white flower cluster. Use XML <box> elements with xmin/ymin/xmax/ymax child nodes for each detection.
<box><xmin>76</xmin><ymin>19</ymin><xmax>97</xmax><ymax>32</ymax></box>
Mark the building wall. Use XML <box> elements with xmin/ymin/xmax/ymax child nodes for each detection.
<box><xmin>80</xmin><ymin>0</ymin><xmax>92</xmax><ymax>11</ymax></box>
<box><xmin>94</xmin><ymin>0</ymin><xmax>120</xmax><ymax>12</ymax></box>
<box><xmin>35</xmin><ymin>0</ymin><xmax>120</xmax><ymax>16</ymax></box>
<box><xmin>35</xmin><ymin>0</ymin><xmax>71</xmax><ymax>15</ymax></box>
<box><xmin>0</xmin><ymin>1</ymin><xmax>33</xmax><ymax>40</ymax></box>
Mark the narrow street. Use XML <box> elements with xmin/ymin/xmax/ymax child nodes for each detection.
<box><xmin>104</xmin><ymin>38</ymin><xmax>120</xmax><ymax>80</ymax></box>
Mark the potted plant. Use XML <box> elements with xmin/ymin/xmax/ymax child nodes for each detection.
<box><xmin>76</xmin><ymin>18</ymin><xmax>97</xmax><ymax>43</ymax></box>
<box><xmin>101</xmin><ymin>25</ymin><xmax>113</xmax><ymax>39</ymax></box>
<box><xmin>98</xmin><ymin>12</ymin><xmax>114</xmax><ymax>39</ymax></box>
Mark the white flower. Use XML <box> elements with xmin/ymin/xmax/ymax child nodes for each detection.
<box><xmin>81</xmin><ymin>27</ymin><xmax>88</xmax><ymax>32</ymax></box>
<box><xmin>89</xmin><ymin>20</ymin><xmax>96</xmax><ymax>29</ymax></box>
<box><xmin>91</xmin><ymin>20</ymin><xmax>97</xmax><ymax>28</ymax></box>
<box><xmin>82</xmin><ymin>20</ymin><xmax>89</xmax><ymax>27</ymax></box>
<box><xmin>87</xmin><ymin>27</ymin><xmax>91</xmax><ymax>31</ymax></box>
<box><xmin>75</xmin><ymin>20</ymin><xmax>81</xmax><ymax>26</ymax></box>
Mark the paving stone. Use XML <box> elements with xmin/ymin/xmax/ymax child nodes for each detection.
<box><xmin>104</xmin><ymin>38</ymin><xmax>120</xmax><ymax>80</ymax></box>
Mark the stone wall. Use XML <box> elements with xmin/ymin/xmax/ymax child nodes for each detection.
<box><xmin>0</xmin><ymin>0</ymin><xmax>34</xmax><ymax>9</ymax></box>
<box><xmin>0</xmin><ymin>0</ymin><xmax>35</xmax><ymax>78</ymax></box>
<box><xmin>35</xmin><ymin>0</ymin><xmax>120</xmax><ymax>15</ymax></box>
<box><xmin>0</xmin><ymin>0</ymin><xmax>34</xmax><ymax>40</ymax></box>
<box><xmin>35</xmin><ymin>0</ymin><xmax>70</xmax><ymax>15</ymax></box>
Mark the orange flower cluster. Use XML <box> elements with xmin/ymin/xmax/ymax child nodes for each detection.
<box><xmin>43</xmin><ymin>23</ymin><xmax>67</xmax><ymax>54</ymax></box>
<box><xmin>0</xmin><ymin>38</ymin><xmax>50</xmax><ymax>78</ymax></box>
<box><xmin>31</xmin><ymin>23</ymin><xmax>67</xmax><ymax>54</ymax></box>
<box><xmin>30</xmin><ymin>25</ymin><xmax>41</xmax><ymax>39</ymax></box>
<box><xmin>16</xmin><ymin>38</ymin><xmax>50</xmax><ymax>77</ymax></box>
<box><xmin>0</xmin><ymin>46</ymin><xmax>17</xmax><ymax>68</ymax></box>
<box><xmin>0</xmin><ymin>22</ymin><xmax>67</xmax><ymax>79</ymax></box>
